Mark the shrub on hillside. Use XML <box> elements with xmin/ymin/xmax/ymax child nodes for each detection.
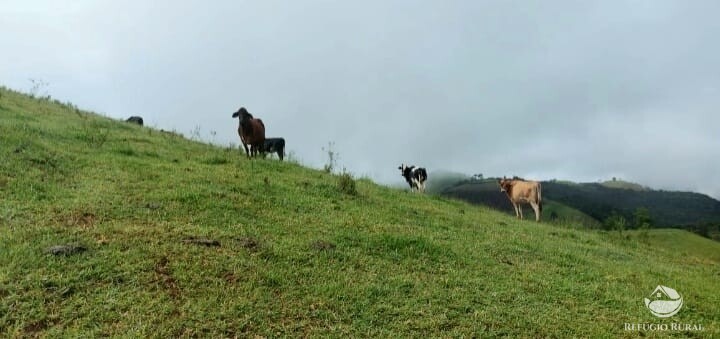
<box><xmin>338</xmin><ymin>169</ymin><xmax>357</xmax><ymax>196</ymax></box>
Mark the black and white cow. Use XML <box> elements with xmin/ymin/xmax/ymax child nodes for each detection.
<box><xmin>398</xmin><ymin>164</ymin><xmax>428</xmax><ymax>193</ymax></box>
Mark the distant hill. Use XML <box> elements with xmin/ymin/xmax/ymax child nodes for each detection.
<box><xmin>441</xmin><ymin>178</ymin><xmax>720</xmax><ymax>238</ymax></box>
<box><xmin>542</xmin><ymin>180</ymin><xmax>720</xmax><ymax>228</ymax></box>
<box><xmin>424</xmin><ymin>170</ymin><xmax>470</xmax><ymax>194</ymax></box>
<box><xmin>599</xmin><ymin>179</ymin><xmax>648</xmax><ymax>191</ymax></box>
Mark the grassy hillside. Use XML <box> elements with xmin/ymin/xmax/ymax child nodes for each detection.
<box><xmin>1</xmin><ymin>87</ymin><xmax>718</xmax><ymax>337</ymax></box>
<box><xmin>542</xmin><ymin>200</ymin><xmax>602</xmax><ymax>228</ymax></box>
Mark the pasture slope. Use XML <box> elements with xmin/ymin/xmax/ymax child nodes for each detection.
<box><xmin>0</xmin><ymin>87</ymin><xmax>718</xmax><ymax>337</ymax></box>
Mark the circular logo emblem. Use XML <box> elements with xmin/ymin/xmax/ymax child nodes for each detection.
<box><xmin>644</xmin><ymin>285</ymin><xmax>683</xmax><ymax>318</ymax></box>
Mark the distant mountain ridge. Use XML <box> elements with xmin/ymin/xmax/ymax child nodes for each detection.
<box><xmin>541</xmin><ymin>180</ymin><xmax>720</xmax><ymax>227</ymax></box>
<box><xmin>438</xmin><ymin>177</ymin><xmax>720</xmax><ymax>237</ymax></box>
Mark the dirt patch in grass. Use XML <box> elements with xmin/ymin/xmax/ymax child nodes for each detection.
<box><xmin>236</xmin><ymin>236</ymin><xmax>261</xmax><ymax>252</ymax></box>
<box><xmin>182</xmin><ymin>237</ymin><xmax>221</xmax><ymax>247</ymax></box>
<box><xmin>310</xmin><ymin>240</ymin><xmax>336</xmax><ymax>251</ymax></box>
<box><xmin>154</xmin><ymin>256</ymin><xmax>180</xmax><ymax>298</ymax></box>
<box><xmin>223</xmin><ymin>272</ymin><xmax>241</xmax><ymax>284</ymax></box>
<box><xmin>499</xmin><ymin>257</ymin><xmax>514</xmax><ymax>266</ymax></box>
<box><xmin>23</xmin><ymin>318</ymin><xmax>60</xmax><ymax>335</ymax></box>
<box><xmin>58</xmin><ymin>211</ymin><xmax>97</xmax><ymax>228</ymax></box>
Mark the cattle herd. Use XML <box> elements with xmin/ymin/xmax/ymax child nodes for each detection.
<box><xmin>225</xmin><ymin>106</ymin><xmax>544</xmax><ymax>221</ymax></box>
<box><xmin>231</xmin><ymin>107</ymin><xmax>285</xmax><ymax>161</ymax></box>
<box><xmin>124</xmin><ymin>107</ymin><xmax>543</xmax><ymax>221</ymax></box>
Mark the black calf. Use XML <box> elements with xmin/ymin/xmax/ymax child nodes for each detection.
<box><xmin>260</xmin><ymin>137</ymin><xmax>285</xmax><ymax>161</ymax></box>
<box><xmin>126</xmin><ymin>116</ymin><xmax>143</xmax><ymax>125</ymax></box>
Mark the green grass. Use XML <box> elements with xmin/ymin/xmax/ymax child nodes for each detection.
<box><xmin>1</xmin><ymin>86</ymin><xmax>718</xmax><ymax>337</ymax></box>
<box><xmin>625</xmin><ymin>228</ymin><xmax>720</xmax><ymax>264</ymax></box>
<box><xmin>544</xmin><ymin>199</ymin><xmax>602</xmax><ymax>228</ymax></box>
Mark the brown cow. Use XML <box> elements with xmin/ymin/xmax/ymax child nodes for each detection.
<box><xmin>498</xmin><ymin>177</ymin><xmax>543</xmax><ymax>222</ymax></box>
<box><xmin>232</xmin><ymin>107</ymin><xmax>265</xmax><ymax>158</ymax></box>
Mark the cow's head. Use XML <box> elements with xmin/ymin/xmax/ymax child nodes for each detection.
<box><xmin>232</xmin><ymin>107</ymin><xmax>253</xmax><ymax>120</ymax></box>
<box><xmin>498</xmin><ymin>177</ymin><xmax>511</xmax><ymax>192</ymax></box>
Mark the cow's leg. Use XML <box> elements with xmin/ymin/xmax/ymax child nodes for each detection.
<box><xmin>530</xmin><ymin>202</ymin><xmax>540</xmax><ymax>222</ymax></box>
<box><xmin>518</xmin><ymin>204</ymin><xmax>524</xmax><ymax>220</ymax></box>
<box><xmin>512</xmin><ymin>203</ymin><xmax>520</xmax><ymax>218</ymax></box>
<box><xmin>239</xmin><ymin>135</ymin><xmax>250</xmax><ymax>158</ymax></box>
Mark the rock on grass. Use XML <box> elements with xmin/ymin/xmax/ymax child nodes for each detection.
<box><xmin>45</xmin><ymin>244</ymin><xmax>87</xmax><ymax>256</ymax></box>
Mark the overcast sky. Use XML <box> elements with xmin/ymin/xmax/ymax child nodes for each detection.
<box><xmin>2</xmin><ymin>1</ymin><xmax>719</xmax><ymax>198</ymax></box>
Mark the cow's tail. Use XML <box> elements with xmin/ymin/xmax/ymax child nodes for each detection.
<box><xmin>537</xmin><ymin>183</ymin><xmax>543</xmax><ymax>212</ymax></box>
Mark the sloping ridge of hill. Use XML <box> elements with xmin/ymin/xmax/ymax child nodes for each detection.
<box><xmin>0</xmin><ymin>87</ymin><xmax>718</xmax><ymax>337</ymax></box>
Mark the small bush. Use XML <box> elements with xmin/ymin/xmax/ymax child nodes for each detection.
<box><xmin>338</xmin><ymin>169</ymin><xmax>357</xmax><ymax>196</ymax></box>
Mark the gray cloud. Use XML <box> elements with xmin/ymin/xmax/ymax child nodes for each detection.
<box><xmin>2</xmin><ymin>0</ymin><xmax>718</xmax><ymax>198</ymax></box>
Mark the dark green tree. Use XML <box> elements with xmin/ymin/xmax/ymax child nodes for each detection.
<box><xmin>604</xmin><ymin>211</ymin><xmax>627</xmax><ymax>232</ymax></box>
<box><xmin>633</xmin><ymin>207</ymin><xmax>653</xmax><ymax>229</ymax></box>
